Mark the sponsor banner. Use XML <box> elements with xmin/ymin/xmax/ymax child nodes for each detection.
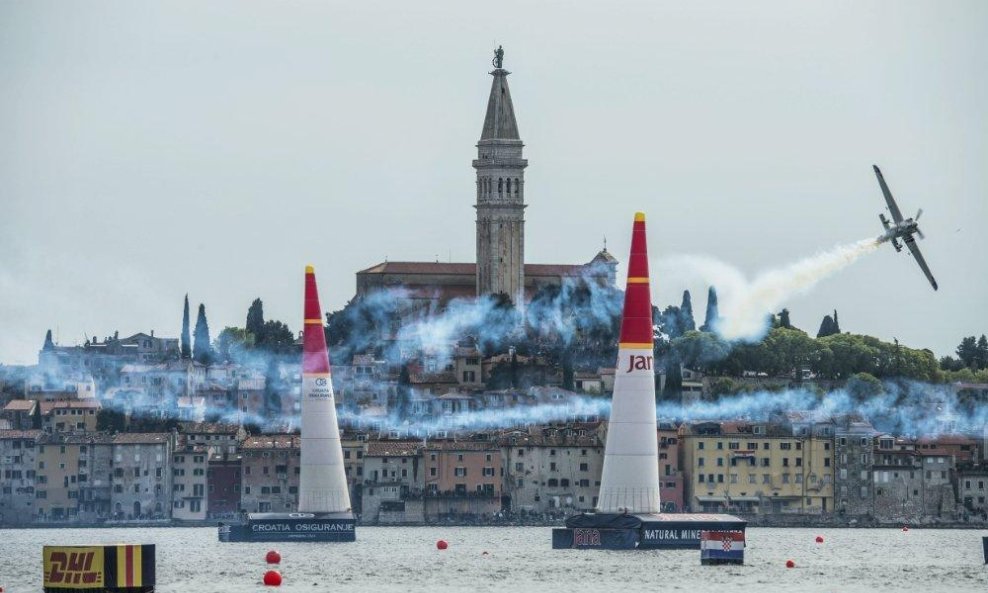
<box><xmin>641</xmin><ymin>528</ymin><xmax>705</xmax><ymax>546</ymax></box>
<box><xmin>250</xmin><ymin>519</ymin><xmax>355</xmax><ymax>533</ymax></box>
<box><xmin>44</xmin><ymin>547</ymin><xmax>104</xmax><ymax>589</ymax></box>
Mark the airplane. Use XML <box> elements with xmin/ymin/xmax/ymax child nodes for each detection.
<box><xmin>873</xmin><ymin>164</ymin><xmax>938</xmax><ymax>290</ymax></box>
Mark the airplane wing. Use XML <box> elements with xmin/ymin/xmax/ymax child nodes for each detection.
<box><xmin>873</xmin><ymin>165</ymin><xmax>904</xmax><ymax>223</ymax></box>
<box><xmin>904</xmin><ymin>235</ymin><xmax>938</xmax><ymax>290</ymax></box>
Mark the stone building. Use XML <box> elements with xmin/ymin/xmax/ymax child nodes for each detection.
<box><xmin>206</xmin><ymin>450</ymin><xmax>242</xmax><ymax>518</ymax></box>
<box><xmin>0</xmin><ymin>429</ymin><xmax>40</xmax><ymax>524</ymax></box>
<box><xmin>833</xmin><ymin>416</ymin><xmax>880</xmax><ymax>517</ymax></box>
<box><xmin>109</xmin><ymin>433</ymin><xmax>172</xmax><ymax>520</ymax></box>
<box><xmin>171</xmin><ymin>436</ymin><xmax>209</xmax><ymax>521</ymax></box>
<box><xmin>501</xmin><ymin>424</ymin><xmax>604</xmax><ymax>514</ymax></box>
<box><xmin>40</xmin><ymin>400</ymin><xmax>100</xmax><ymax>432</ymax></box>
<box><xmin>361</xmin><ymin>441</ymin><xmax>424</xmax><ymax>524</ymax></box>
<box><xmin>240</xmin><ymin>434</ymin><xmax>300</xmax><ymax>513</ymax></box>
<box><xmin>658</xmin><ymin>423</ymin><xmax>685</xmax><ymax>512</ymax></box>
<box><xmin>35</xmin><ymin>432</ymin><xmax>114</xmax><ymax>521</ymax></box>
<box><xmin>958</xmin><ymin>468</ymin><xmax>988</xmax><ymax>516</ymax></box>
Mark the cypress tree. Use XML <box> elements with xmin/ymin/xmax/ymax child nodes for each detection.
<box><xmin>193</xmin><ymin>303</ymin><xmax>212</xmax><ymax>364</ymax></box>
<box><xmin>700</xmin><ymin>286</ymin><xmax>719</xmax><ymax>333</ymax></box>
<box><xmin>263</xmin><ymin>356</ymin><xmax>283</xmax><ymax>419</ymax></box>
<box><xmin>180</xmin><ymin>294</ymin><xmax>192</xmax><ymax>359</ymax></box>
<box><xmin>832</xmin><ymin>309</ymin><xmax>841</xmax><ymax>334</ymax></box>
<box><xmin>246</xmin><ymin>298</ymin><xmax>264</xmax><ymax>345</ymax></box>
<box><xmin>680</xmin><ymin>290</ymin><xmax>696</xmax><ymax>332</ymax></box>
<box><xmin>817</xmin><ymin>315</ymin><xmax>837</xmax><ymax>338</ymax></box>
<box><xmin>975</xmin><ymin>335</ymin><xmax>988</xmax><ymax>370</ymax></box>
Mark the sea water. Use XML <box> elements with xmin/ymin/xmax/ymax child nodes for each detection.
<box><xmin>2</xmin><ymin>527</ymin><xmax>987</xmax><ymax>592</ymax></box>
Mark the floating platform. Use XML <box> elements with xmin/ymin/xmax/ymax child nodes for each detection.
<box><xmin>552</xmin><ymin>513</ymin><xmax>746</xmax><ymax>550</ymax></box>
<box><xmin>218</xmin><ymin>512</ymin><xmax>356</xmax><ymax>542</ymax></box>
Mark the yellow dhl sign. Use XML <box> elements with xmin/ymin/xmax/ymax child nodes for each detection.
<box><xmin>43</xmin><ymin>544</ymin><xmax>155</xmax><ymax>591</ymax></box>
<box><xmin>43</xmin><ymin>547</ymin><xmax>104</xmax><ymax>589</ymax></box>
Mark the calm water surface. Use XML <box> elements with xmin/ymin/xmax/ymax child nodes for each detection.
<box><xmin>2</xmin><ymin>527</ymin><xmax>987</xmax><ymax>592</ymax></box>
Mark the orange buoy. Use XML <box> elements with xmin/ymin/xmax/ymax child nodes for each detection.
<box><xmin>263</xmin><ymin>570</ymin><xmax>282</xmax><ymax>586</ymax></box>
<box><xmin>785</xmin><ymin>559</ymin><xmax>795</xmax><ymax>568</ymax></box>
<box><xmin>815</xmin><ymin>535</ymin><xmax>824</xmax><ymax>543</ymax></box>
<box><xmin>266</xmin><ymin>550</ymin><xmax>282</xmax><ymax>564</ymax></box>
<box><xmin>436</xmin><ymin>539</ymin><xmax>449</xmax><ymax>550</ymax></box>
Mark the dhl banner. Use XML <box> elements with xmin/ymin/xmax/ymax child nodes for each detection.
<box><xmin>44</xmin><ymin>547</ymin><xmax>105</xmax><ymax>589</ymax></box>
<box><xmin>43</xmin><ymin>544</ymin><xmax>155</xmax><ymax>592</ymax></box>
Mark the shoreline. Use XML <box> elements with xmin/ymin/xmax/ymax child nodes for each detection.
<box><xmin>5</xmin><ymin>519</ymin><xmax>988</xmax><ymax>530</ymax></box>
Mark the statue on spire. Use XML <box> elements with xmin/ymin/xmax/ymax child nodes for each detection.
<box><xmin>492</xmin><ymin>45</ymin><xmax>504</xmax><ymax>69</ymax></box>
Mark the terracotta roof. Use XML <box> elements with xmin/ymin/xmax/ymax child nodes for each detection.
<box><xmin>112</xmin><ymin>433</ymin><xmax>170</xmax><ymax>445</ymax></box>
<box><xmin>357</xmin><ymin>261</ymin><xmax>589</xmax><ymax>278</ymax></box>
<box><xmin>366</xmin><ymin>441</ymin><xmax>421</xmax><ymax>457</ymax></box>
<box><xmin>424</xmin><ymin>441</ymin><xmax>499</xmax><ymax>452</ymax></box>
<box><xmin>242</xmin><ymin>434</ymin><xmax>300</xmax><ymax>450</ymax></box>
<box><xmin>38</xmin><ymin>432</ymin><xmax>115</xmax><ymax>445</ymax></box>
<box><xmin>40</xmin><ymin>400</ymin><xmax>101</xmax><ymax>414</ymax></box>
<box><xmin>3</xmin><ymin>399</ymin><xmax>37</xmax><ymax>412</ymax></box>
<box><xmin>178</xmin><ymin>422</ymin><xmax>242</xmax><ymax>435</ymax></box>
<box><xmin>0</xmin><ymin>429</ymin><xmax>41</xmax><ymax>439</ymax></box>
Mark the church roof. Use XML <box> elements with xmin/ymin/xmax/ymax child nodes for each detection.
<box><xmin>480</xmin><ymin>69</ymin><xmax>520</xmax><ymax>141</ymax></box>
<box><xmin>357</xmin><ymin>261</ymin><xmax>589</xmax><ymax>278</ymax></box>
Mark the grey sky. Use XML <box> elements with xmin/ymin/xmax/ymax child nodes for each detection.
<box><xmin>1</xmin><ymin>1</ymin><xmax>986</xmax><ymax>365</ymax></box>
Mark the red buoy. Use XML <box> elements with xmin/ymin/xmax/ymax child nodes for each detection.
<box><xmin>266</xmin><ymin>550</ymin><xmax>282</xmax><ymax>564</ymax></box>
<box><xmin>263</xmin><ymin>570</ymin><xmax>282</xmax><ymax>586</ymax></box>
<box><xmin>785</xmin><ymin>559</ymin><xmax>795</xmax><ymax>569</ymax></box>
<box><xmin>436</xmin><ymin>539</ymin><xmax>448</xmax><ymax>550</ymax></box>
<box><xmin>902</xmin><ymin>526</ymin><xmax>909</xmax><ymax>532</ymax></box>
<box><xmin>815</xmin><ymin>535</ymin><xmax>824</xmax><ymax>543</ymax></box>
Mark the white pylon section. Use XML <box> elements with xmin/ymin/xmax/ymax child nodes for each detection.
<box><xmin>297</xmin><ymin>372</ymin><xmax>351</xmax><ymax>513</ymax></box>
<box><xmin>596</xmin><ymin>347</ymin><xmax>661</xmax><ymax>513</ymax></box>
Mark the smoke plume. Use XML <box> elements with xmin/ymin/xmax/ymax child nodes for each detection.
<box><xmin>657</xmin><ymin>237</ymin><xmax>881</xmax><ymax>341</ymax></box>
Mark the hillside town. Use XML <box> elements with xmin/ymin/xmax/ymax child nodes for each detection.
<box><xmin>2</xmin><ymin>324</ymin><xmax>988</xmax><ymax>528</ymax></box>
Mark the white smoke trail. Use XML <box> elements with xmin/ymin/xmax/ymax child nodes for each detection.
<box><xmin>657</xmin><ymin>236</ymin><xmax>881</xmax><ymax>341</ymax></box>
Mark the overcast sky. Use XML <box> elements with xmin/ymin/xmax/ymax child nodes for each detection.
<box><xmin>1</xmin><ymin>1</ymin><xmax>986</xmax><ymax>365</ymax></box>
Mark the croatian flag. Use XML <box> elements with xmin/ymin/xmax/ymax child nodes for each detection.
<box><xmin>700</xmin><ymin>530</ymin><xmax>746</xmax><ymax>561</ymax></box>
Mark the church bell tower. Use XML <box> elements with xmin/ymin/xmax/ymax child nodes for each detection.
<box><xmin>474</xmin><ymin>46</ymin><xmax>527</xmax><ymax>305</ymax></box>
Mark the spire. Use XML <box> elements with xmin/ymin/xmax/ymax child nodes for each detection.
<box><xmin>597</xmin><ymin>211</ymin><xmax>661</xmax><ymax>514</ymax></box>
<box><xmin>480</xmin><ymin>47</ymin><xmax>520</xmax><ymax>141</ymax></box>
<box><xmin>43</xmin><ymin>329</ymin><xmax>54</xmax><ymax>351</ymax></box>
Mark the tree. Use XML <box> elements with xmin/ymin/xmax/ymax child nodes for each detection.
<box><xmin>261</xmin><ymin>356</ymin><xmax>284</xmax><ymax>420</ymax></box>
<box><xmin>846</xmin><ymin>372</ymin><xmax>883</xmax><ymax>402</ymax></box>
<box><xmin>257</xmin><ymin>320</ymin><xmax>295</xmax><ymax>353</ymax></box>
<box><xmin>394</xmin><ymin>365</ymin><xmax>412</xmax><ymax>418</ymax></box>
<box><xmin>976</xmin><ymin>335</ymin><xmax>988</xmax><ymax>370</ymax></box>
<box><xmin>180</xmin><ymin>294</ymin><xmax>192</xmax><ymax>359</ymax></box>
<box><xmin>817</xmin><ymin>315</ymin><xmax>838</xmax><ymax>338</ymax></box>
<box><xmin>700</xmin><ymin>286</ymin><xmax>719</xmax><ymax>333</ymax></box>
<box><xmin>214</xmin><ymin>327</ymin><xmax>252</xmax><ymax>363</ymax></box>
<box><xmin>680</xmin><ymin>290</ymin><xmax>696</xmax><ymax>333</ymax></box>
<box><xmin>779</xmin><ymin>308</ymin><xmax>792</xmax><ymax>329</ymax></box>
<box><xmin>957</xmin><ymin>336</ymin><xmax>979</xmax><ymax>369</ymax></box>
<box><xmin>193</xmin><ymin>303</ymin><xmax>213</xmax><ymax>364</ymax></box>
<box><xmin>832</xmin><ymin>310</ymin><xmax>841</xmax><ymax>334</ymax></box>
<box><xmin>246</xmin><ymin>299</ymin><xmax>265</xmax><ymax>344</ymax></box>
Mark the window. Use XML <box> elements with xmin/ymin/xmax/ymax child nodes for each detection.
<box><xmin>698</xmin><ymin>458</ymin><xmax>705</xmax><ymax>467</ymax></box>
<box><xmin>763</xmin><ymin>443</ymin><xmax>770</xmax><ymax>450</ymax></box>
<box><xmin>729</xmin><ymin>442</ymin><xmax>740</xmax><ymax>450</ymax></box>
<box><xmin>698</xmin><ymin>474</ymin><xmax>705</xmax><ymax>483</ymax></box>
<box><xmin>698</xmin><ymin>442</ymin><xmax>705</xmax><ymax>450</ymax></box>
<box><xmin>761</xmin><ymin>458</ymin><xmax>770</xmax><ymax>467</ymax></box>
<box><xmin>454</xmin><ymin>467</ymin><xmax>467</xmax><ymax>477</ymax></box>
<box><xmin>716</xmin><ymin>442</ymin><xmax>724</xmax><ymax>450</ymax></box>
<box><xmin>783</xmin><ymin>458</ymin><xmax>789</xmax><ymax>467</ymax></box>
<box><xmin>748</xmin><ymin>474</ymin><xmax>756</xmax><ymax>484</ymax></box>
<box><xmin>795</xmin><ymin>458</ymin><xmax>802</xmax><ymax>467</ymax></box>
<box><xmin>430</xmin><ymin>468</ymin><xmax>437</xmax><ymax>477</ymax></box>
<box><xmin>717</xmin><ymin>458</ymin><xmax>724</xmax><ymax>467</ymax></box>
<box><xmin>780</xmin><ymin>443</ymin><xmax>792</xmax><ymax>450</ymax></box>
<box><xmin>730</xmin><ymin>474</ymin><xmax>738</xmax><ymax>484</ymax></box>
<box><xmin>579</xmin><ymin>463</ymin><xmax>588</xmax><ymax>471</ymax></box>
<box><xmin>762</xmin><ymin>474</ymin><xmax>771</xmax><ymax>484</ymax></box>
<box><xmin>717</xmin><ymin>474</ymin><xmax>724</xmax><ymax>483</ymax></box>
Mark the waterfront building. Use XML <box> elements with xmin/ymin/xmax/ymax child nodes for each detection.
<box><xmin>0</xmin><ymin>429</ymin><xmax>40</xmax><ymax>524</ymax></box>
<box><xmin>206</xmin><ymin>449</ymin><xmax>242</xmax><ymax>518</ymax></box>
<box><xmin>239</xmin><ymin>434</ymin><xmax>300</xmax><ymax>513</ymax></box>
<box><xmin>361</xmin><ymin>441</ymin><xmax>424</xmax><ymax>523</ymax></box>
<box><xmin>2</xmin><ymin>399</ymin><xmax>39</xmax><ymax>430</ymax></box>
<box><xmin>109</xmin><ymin>433</ymin><xmax>173</xmax><ymax>520</ymax></box>
<box><xmin>171</xmin><ymin>435</ymin><xmax>209</xmax><ymax>521</ymax></box>
<box><xmin>680</xmin><ymin>421</ymin><xmax>834</xmax><ymax>514</ymax></box>
<box><xmin>501</xmin><ymin>424</ymin><xmax>604</xmax><ymax>514</ymax></box>
<box><xmin>658</xmin><ymin>423</ymin><xmax>685</xmax><ymax>512</ymax></box>
<box><xmin>423</xmin><ymin>440</ymin><xmax>502</xmax><ymax>519</ymax></box>
<box><xmin>833</xmin><ymin>416</ymin><xmax>880</xmax><ymax>517</ymax></box>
